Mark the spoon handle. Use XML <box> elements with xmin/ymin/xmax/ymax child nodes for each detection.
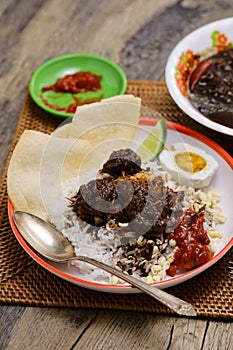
<box><xmin>73</xmin><ymin>255</ymin><xmax>197</xmax><ymax>316</ymax></box>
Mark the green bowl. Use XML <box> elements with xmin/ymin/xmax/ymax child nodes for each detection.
<box><xmin>29</xmin><ymin>53</ymin><xmax>127</xmax><ymax>118</ymax></box>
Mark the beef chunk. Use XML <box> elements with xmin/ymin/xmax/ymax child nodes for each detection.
<box><xmin>70</xmin><ymin>148</ymin><xmax>184</xmax><ymax>245</ymax></box>
<box><xmin>70</xmin><ymin>172</ymin><xmax>149</xmax><ymax>227</ymax></box>
<box><xmin>101</xmin><ymin>148</ymin><xmax>142</xmax><ymax>178</ymax></box>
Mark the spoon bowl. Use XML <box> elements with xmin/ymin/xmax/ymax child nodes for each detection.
<box><xmin>13</xmin><ymin>210</ymin><xmax>197</xmax><ymax>316</ymax></box>
<box><xmin>14</xmin><ymin>211</ymin><xmax>75</xmax><ymax>261</ymax></box>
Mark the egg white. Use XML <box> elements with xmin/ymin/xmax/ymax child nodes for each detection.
<box><xmin>159</xmin><ymin>143</ymin><xmax>218</xmax><ymax>188</ymax></box>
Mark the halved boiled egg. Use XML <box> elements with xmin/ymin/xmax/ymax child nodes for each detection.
<box><xmin>159</xmin><ymin>143</ymin><xmax>218</xmax><ymax>188</ymax></box>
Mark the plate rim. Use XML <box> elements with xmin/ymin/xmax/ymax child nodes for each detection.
<box><xmin>165</xmin><ymin>17</ymin><xmax>233</xmax><ymax>136</ymax></box>
<box><xmin>29</xmin><ymin>53</ymin><xmax>127</xmax><ymax>118</ymax></box>
<box><xmin>8</xmin><ymin>119</ymin><xmax>233</xmax><ymax>292</ymax></box>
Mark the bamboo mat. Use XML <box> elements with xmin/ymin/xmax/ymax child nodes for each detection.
<box><xmin>0</xmin><ymin>81</ymin><xmax>232</xmax><ymax>318</ymax></box>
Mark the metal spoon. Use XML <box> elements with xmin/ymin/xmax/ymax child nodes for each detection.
<box><xmin>13</xmin><ymin>210</ymin><xmax>197</xmax><ymax>316</ymax></box>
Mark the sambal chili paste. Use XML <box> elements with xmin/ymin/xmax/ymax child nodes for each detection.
<box><xmin>40</xmin><ymin>94</ymin><xmax>104</xmax><ymax>113</ymax></box>
<box><xmin>41</xmin><ymin>71</ymin><xmax>103</xmax><ymax>113</ymax></box>
<box><xmin>42</xmin><ymin>71</ymin><xmax>102</xmax><ymax>93</ymax></box>
<box><xmin>167</xmin><ymin>209</ymin><xmax>213</xmax><ymax>276</ymax></box>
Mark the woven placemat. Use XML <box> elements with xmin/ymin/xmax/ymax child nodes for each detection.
<box><xmin>1</xmin><ymin>81</ymin><xmax>232</xmax><ymax>318</ymax></box>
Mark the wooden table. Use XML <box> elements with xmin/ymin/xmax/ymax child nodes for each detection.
<box><xmin>1</xmin><ymin>1</ymin><xmax>232</xmax><ymax>349</ymax></box>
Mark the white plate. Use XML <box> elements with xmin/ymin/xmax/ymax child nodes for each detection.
<box><xmin>9</xmin><ymin>119</ymin><xmax>233</xmax><ymax>293</ymax></box>
<box><xmin>165</xmin><ymin>17</ymin><xmax>233</xmax><ymax>136</ymax></box>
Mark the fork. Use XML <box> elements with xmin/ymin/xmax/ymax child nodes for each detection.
<box><xmin>229</xmin><ymin>261</ymin><xmax>233</xmax><ymax>278</ymax></box>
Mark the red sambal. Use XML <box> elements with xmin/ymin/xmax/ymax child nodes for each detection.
<box><xmin>42</xmin><ymin>71</ymin><xmax>102</xmax><ymax>93</ymax></box>
<box><xmin>40</xmin><ymin>71</ymin><xmax>103</xmax><ymax>113</ymax></box>
<box><xmin>167</xmin><ymin>209</ymin><xmax>213</xmax><ymax>276</ymax></box>
<box><xmin>40</xmin><ymin>94</ymin><xmax>104</xmax><ymax>114</ymax></box>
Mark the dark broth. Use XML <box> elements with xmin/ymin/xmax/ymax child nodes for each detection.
<box><xmin>189</xmin><ymin>48</ymin><xmax>233</xmax><ymax>128</ymax></box>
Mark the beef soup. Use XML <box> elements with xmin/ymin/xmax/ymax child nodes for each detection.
<box><xmin>189</xmin><ymin>48</ymin><xmax>233</xmax><ymax>128</ymax></box>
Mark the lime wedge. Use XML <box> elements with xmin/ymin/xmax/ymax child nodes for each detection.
<box><xmin>136</xmin><ymin>119</ymin><xmax>167</xmax><ymax>163</ymax></box>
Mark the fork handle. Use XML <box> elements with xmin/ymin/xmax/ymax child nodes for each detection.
<box><xmin>72</xmin><ymin>255</ymin><xmax>197</xmax><ymax>316</ymax></box>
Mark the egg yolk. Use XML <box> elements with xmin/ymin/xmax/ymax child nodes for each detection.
<box><xmin>174</xmin><ymin>152</ymin><xmax>207</xmax><ymax>174</ymax></box>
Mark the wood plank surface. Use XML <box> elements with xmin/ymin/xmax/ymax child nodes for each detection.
<box><xmin>0</xmin><ymin>1</ymin><xmax>232</xmax><ymax>349</ymax></box>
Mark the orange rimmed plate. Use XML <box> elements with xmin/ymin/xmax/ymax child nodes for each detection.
<box><xmin>8</xmin><ymin>119</ymin><xmax>233</xmax><ymax>293</ymax></box>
